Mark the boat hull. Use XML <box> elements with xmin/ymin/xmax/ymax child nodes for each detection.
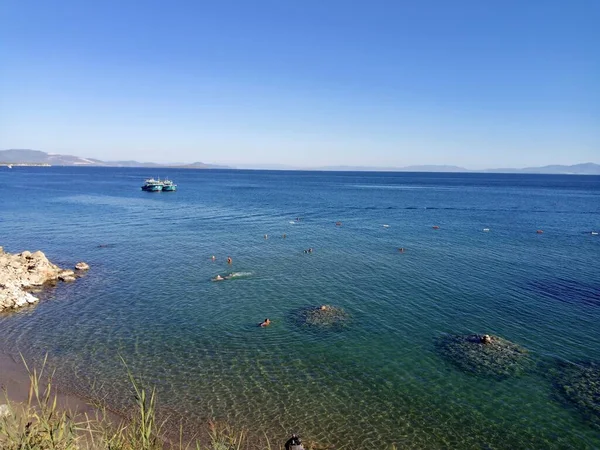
<box><xmin>162</xmin><ymin>185</ymin><xmax>177</xmax><ymax>191</ymax></box>
<box><xmin>141</xmin><ymin>185</ymin><xmax>163</xmax><ymax>191</ymax></box>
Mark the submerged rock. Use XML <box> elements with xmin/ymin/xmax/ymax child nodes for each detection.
<box><xmin>0</xmin><ymin>248</ymin><xmax>80</xmax><ymax>312</ymax></box>
<box><xmin>298</xmin><ymin>305</ymin><xmax>350</xmax><ymax>328</ymax></box>
<box><xmin>436</xmin><ymin>334</ymin><xmax>530</xmax><ymax>378</ymax></box>
<box><xmin>551</xmin><ymin>360</ymin><xmax>600</xmax><ymax>426</ymax></box>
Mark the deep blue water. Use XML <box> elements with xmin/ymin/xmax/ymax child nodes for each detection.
<box><xmin>1</xmin><ymin>167</ymin><xmax>599</xmax><ymax>448</ymax></box>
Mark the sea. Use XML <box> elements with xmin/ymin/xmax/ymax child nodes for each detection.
<box><xmin>1</xmin><ymin>167</ymin><xmax>599</xmax><ymax>449</ymax></box>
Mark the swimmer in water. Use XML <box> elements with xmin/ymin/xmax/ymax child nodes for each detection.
<box><xmin>227</xmin><ymin>257</ymin><xmax>232</xmax><ymax>264</ymax></box>
<box><xmin>260</xmin><ymin>318</ymin><xmax>271</xmax><ymax>327</ymax></box>
<box><xmin>308</xmin><ymin>248</ymin><xmax>313</xmax><ymax>253</ymax></box>
<box><xmin>212</xmin><ymin>275</ymin><xmax>224</xmax><ymax>281</ymax></box>
<box><xmin>211</xmin><ymin>255</ymin><xmax>216</xmax><ymax>261</ymax></box>
<box><xmin>264</xmin><ymin>234</ymin><xmax>268</xmax><ymax>239</ymax></box>
<box><xmin>282</xmin><ymin>234</ymin><xmax>287</xmax><ymax>238</ymax></box>
<box><xmin>285</xmin><ymin>434</ymin><xmax>303</xmax><ymax>450</ymax></box>
<box><xmin>398</xmin><ymin>247</ymin><xmax>405</xmax><ymax>253</ymax></box>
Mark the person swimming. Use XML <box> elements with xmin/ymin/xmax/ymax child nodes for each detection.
<box><xmin>284</xmin><ymin>434</ymin><xmax>304</xmax><ymax>450</ymax></box>
<box><xmin>211</xmin><ymin>255</ymin><xmax>216</xmax><ymax>261</ymax></box>
<box><xmin>260</xmin><ymin>318</ymin><xmax>271</xmax><ymax>327</ymax></box>
<box><xmin>212</xmin><ymin>274</ymin><xmax>224</xmax><ymax>281</ymax></box>
<box><xmin>398</xmin><ymin>247</ymin><xmax>405</xmax><ymax>253</ymax></box>
<box><xmin>227</xmin><ymin>257</ymin><xmax>232</xmax><ymax>264</ymax></box>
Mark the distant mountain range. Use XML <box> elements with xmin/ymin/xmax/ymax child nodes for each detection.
<box><xmin>0</xmin><ymin>149</ymin><xmax>228</xmax><ymax>169</ymax></box>
<box><xmin>314</xmin><ymin>163</ymin><xmax>600</xmax><ymax>174</ymax></box>
<box><xmin>1</xmin><ymin>149</ymin><xmax>599</xmax><ymax>174</ymax></box>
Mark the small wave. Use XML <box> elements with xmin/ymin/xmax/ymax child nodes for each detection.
<box><xmin>228</xmin><ymin>272</ymin><xmax>253</xmax><ymax>279</ymax></box>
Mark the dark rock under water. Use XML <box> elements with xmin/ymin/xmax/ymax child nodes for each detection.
<box><xmin>550</xmin><ymin>360</ymin><xmax>600</xmax><ymax>426</ymax></box>
<box><xmin>293</xmin><ymin>305</ymin><xmax>350</xmax><ymax>329</ymax></box>
<box><xmin>436</xmin><ymin>334</ymin><xmax>531</xmax><ymax>379</ymax></box>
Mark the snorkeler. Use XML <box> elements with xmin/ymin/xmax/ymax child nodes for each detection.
<box><xmin>260</xmin><ymin>318</ymin><xmax>271</xmax><ymax>327</ymax></box>
<box><xmin>284</xmin><ymin>434</ymin><xmax>304</xmax><ymax>450</ymax></box>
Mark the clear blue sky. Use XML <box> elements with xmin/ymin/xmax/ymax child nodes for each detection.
<box><xmin>1</xmin><ymin>0</ymin><xmax>598</xmax><ymax>168</ymax></box>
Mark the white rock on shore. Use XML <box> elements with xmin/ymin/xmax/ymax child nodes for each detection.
<box><xmin>0</xmin><ymin>247</ymin><xmax>87</xmax><ymax>312</ymax></box>
<box><xmin>75</xmin><ymin>261</ymin><xmax>90</xmax><ymax>271</ymax></box>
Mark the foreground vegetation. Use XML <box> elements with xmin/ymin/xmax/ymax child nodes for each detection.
<box><xmin>0</xmin><ymin>356</ymin><xmax>234</xmax><ymax>449</ymax></box>
<box><xmin>0</xmin><ymin>356</ymin><xmax>402</xmax><ymax>449</ymax></box>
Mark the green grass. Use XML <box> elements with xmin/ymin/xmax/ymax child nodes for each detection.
<box><xmin>0</xmin><ymin>355</ymin><xmax>401</xmax><ymax>449</ymax></box>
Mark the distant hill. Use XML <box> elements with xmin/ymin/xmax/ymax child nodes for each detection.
<box><xmin>0</xmin><ymin>149</ymin><xmax>227</xmax><ymax>169</ymax></box>
<box><xmin>309</xmin><ymin>164</ymin><xmax>468</xmax><ymax>172</ymax></box>
<box><xmin>313</xmin><ymin>163</ymin><xmax>600</xmax><ymax>174</ymax></box>
<box><xmin>518</xmin><ymin>163</ymin><xmax>600</xmax><ymax>174</ymax></box>
<box><xmin>312</xmin><ymin>163</ymin><xmax>600</xmax><ymax>174</ymax></box>
<box><xmin>171</xmin><ymin>161</ymin><xmax>230</xmax><ymax>169</ymax></box>
<box><xmin>2</xmin><ymin>149</ymin><xmax>598</xmax><ymax>174</ymax></box>
<box><xmin>0</xmin><ymin>149</ymin><xmax>50</xmax><ymax>163</ymax></box>
<box><xmin>397</xmin><ymin>165</ymin><xmax>468</xmax><ymax>172</ymax></box>
<box><xmin>484</xmin><ymin>163</ymin><xmax>600</xmax><ymax>175</ymax></box>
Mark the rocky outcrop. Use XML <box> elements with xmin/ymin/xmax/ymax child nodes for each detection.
<box><xmin>0</xmin><ymin>248</ymin><xmax>87</xmax><ymax>312</ymax></box>
<box><xmin>551</xmin><ymin>360</ymin><xmax>600</xmax><ymax>426</ymax></box>
<box><xmin>436</xmin><ymin>334</ymin><xmax>531</xmax><ymax>379</ymax></box>
<box><xmin>75</xmin><ymin>262</ymin><xmax>90</xmax><ymax>271</ymax></box>
<box><xmin>297</xmin><ymin>305</ymin><xmax>350</xmax><ymax>328</ymax></box>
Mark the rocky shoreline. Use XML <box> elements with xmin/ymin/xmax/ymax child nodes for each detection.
<box><xmin>0</xmin><ymin>246</ymin><xmax>88</xmax><ymax>312</ymax></box>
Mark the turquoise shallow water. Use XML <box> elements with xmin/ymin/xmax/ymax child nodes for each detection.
<box><xmin>1</xmin><ymin>167</ymin><xmax>600</xmax><ymax>448</ymax></box>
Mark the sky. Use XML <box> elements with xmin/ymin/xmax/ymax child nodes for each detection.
<box><xmin>1</xmin><ymin>0</ymin><xmax>598</xmax><ymax>168</ymax></box>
